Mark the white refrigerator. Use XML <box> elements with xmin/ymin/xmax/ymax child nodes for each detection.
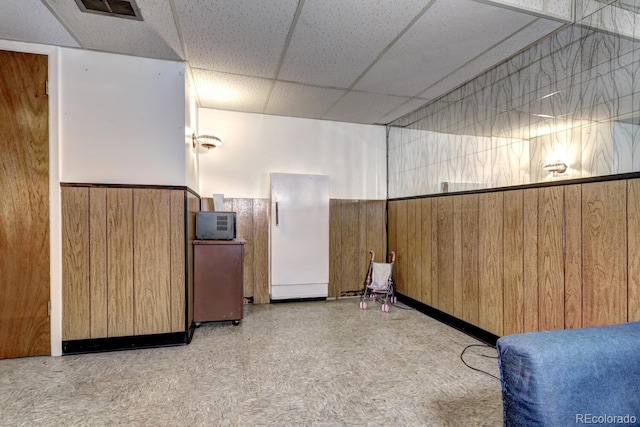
<box><xmin>270</xmin><ymin>173</ymin><xmax>329</xmax><ymax>300</ymax></box>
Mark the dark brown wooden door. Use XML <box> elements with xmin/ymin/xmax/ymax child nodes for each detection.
<box><xmin>0</xmin><ymin>50</ymin><xmax>50</xmax><ymax>358</ymax></box>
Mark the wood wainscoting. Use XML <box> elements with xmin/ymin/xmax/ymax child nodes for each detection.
<box><xmin>330</xmin><ymin>200</ymin><xmax>386</xmax><ymax>298</ymax></box>
<box><xmin>388</xmin><ymin>178</ymin><xmax>640</xmax><ymax>337</ymax></box>
<box><xmin>201</xmin><ymin>197</ymin><xmax>270</xmax><ymax>304</ymax></box>
<box><xmin>61</xmin><ymin>184</ymin><xmax>197</xmax><ymax>352</ymax></box>
<box><xmin>201</xmin><ymin>198</ymin><xmax>386</xmax><ymax>302</ymax></box>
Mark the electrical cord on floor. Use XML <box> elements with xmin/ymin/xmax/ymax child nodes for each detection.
<box><xmin>460</xmin><ymin>344</ymin><xmax>500</xmax><ymax>381</ymax></box>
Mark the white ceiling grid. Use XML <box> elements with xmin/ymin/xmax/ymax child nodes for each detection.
<box><xmin>0</xmin><ymin>0</ymin><xmax>573</xmax><ymax>125</ymax></box>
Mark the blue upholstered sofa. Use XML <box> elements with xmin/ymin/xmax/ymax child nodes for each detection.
<box><xmin>497</xmin><ymin>322</ymin><xmax>640</xmax><ymax>426</ymax></box>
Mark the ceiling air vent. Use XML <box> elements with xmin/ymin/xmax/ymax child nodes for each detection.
<box><xmin>75</xmin><ymin>0</ymin><xmax>143</xmax><ymax>21</ymax></box>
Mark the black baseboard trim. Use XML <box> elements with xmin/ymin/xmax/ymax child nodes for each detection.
<box><xmin>270</xmin><ymin>297</ymin><xmax>327</xmax><ymax>304</ymax></box>
<box><xmin>397</xmin><ymin>293</ymin><xmax>499</xmax><ymax>347</ymax></box>
<box><xmin>62</xmin><ymin>325</ymin><xmax>196</xmax><ymax>355</ymax></box>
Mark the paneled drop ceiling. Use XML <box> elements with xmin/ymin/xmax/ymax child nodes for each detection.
<box><xmin>0</xmin><ymin>0</ymin><xmax>573</xmax><ymax>125</ymax></box>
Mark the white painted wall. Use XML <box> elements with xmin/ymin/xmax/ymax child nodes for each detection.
<box><xmin>60</xmin><ymin>49</ymin><xmax>186</xmax><ymax>186</ymax></box>
<box><xmin>185</xmin><ymin>65</ymin><xmax>199</xmax><ymax>192</ymax></box>
<box><xmin>198</xmin><ymin>109</ymin><xmax>387</xmax><ymax>200</ymax></box>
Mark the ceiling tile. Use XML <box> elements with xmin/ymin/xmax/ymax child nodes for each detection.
<box><xmin>0</xmin><ymin>0</ymin><xmax>79</xmax><ymax>47</ymax></box>
<box><xmin>323</xmin><ymin>92</ymin><xmax>409</xmax><ymax>124</ymax></box>
<box><xmin>354</xmin><ymin>0</ymin><xmax>537</xmax><ymax>97</ymax></box>
<box><xmin>42</xmin><ymin>0</ymin><xmax>183</xmax><ymax>60</ymax></box>
<box><xmin>488</xmin><ymin>0</ymin><xmax>573</xmax><ymax>20</ymax></box>
<box><xmin>265</xmin><ymin>81</ymin><xmax>346</xmax><ymax>120</ymax></box>
<box><xmin>545</xmin><ymin>0</ymin><xmax>573</xmax><ymax>19</ymax></box>
<box><xmin>418</xmin><ymin>18</ymin><xmax>564</xmax><ymax>100</ymax></box>
<box><xmin>488</xmin><ymin>0</ymin><xmax>544</xmax><ymax>11</ymax></box>
<box><xmin>175</xmin><ymin>0</ymin><xmax>298</xmax><ymax>78</ymax></box>
<box><xmin>378</xmin><ymin>98</ymin><xmax>430</xmax><ymax>124</ymax></box>
<box><xmin>193</xmin><ymin>69</ymin><xmax>273</xmax><ymax>113</ymax></box>
<box><xmin>278</xmin><ymin>0</ymin><xmax>433</xmax><ymax>88</ymax></box>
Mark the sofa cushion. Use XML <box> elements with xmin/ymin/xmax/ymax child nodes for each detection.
<box><xmin>497</xmin><ymin>322</ymin><xmax>640</xmax><ymax>426</ymax></box>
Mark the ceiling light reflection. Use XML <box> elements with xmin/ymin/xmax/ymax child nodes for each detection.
<box><xmin>198</xmin><ymin>81</ymin><xmax>239</xmax><ymax>106</ymax></box>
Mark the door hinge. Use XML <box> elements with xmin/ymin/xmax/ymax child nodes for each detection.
<box><xmin>45</xmin><ymin>80</ymin><xmax>49</xmax><ymax>97</ymax></box>
<box><xmin>48</xmin><ymin>301</ymin><xmax>51</xmax><ymax>316</ymax></box>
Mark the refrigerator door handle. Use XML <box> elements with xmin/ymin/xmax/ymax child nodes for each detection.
<box><xmin>275</xmin><ymin>201</ymin><xmax>279</xmax><ymax>227</ymax></box>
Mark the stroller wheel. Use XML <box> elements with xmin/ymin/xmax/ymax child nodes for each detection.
<box><xmin>391</xmin><ymin>296</ymin><xmax>397</xmax><ymax>304</ymax></box>
<box><xmin>360</xmin><ymin>301</ymin><xmax>367</xmax><ymax>310</ymax></box>
<box><xmin>370</xmin><ymin>294</ymin><xmax>375</xmax><ymax>301</ymax></box>
<box><xmin>381</xmin><ymin>304</ymin><xmax>389</xmax><ymax>312</ymax></box>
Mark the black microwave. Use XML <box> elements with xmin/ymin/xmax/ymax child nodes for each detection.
<box><xmin>196</xmin><ymin>211</ymin><xmax>236</xmax><ymax>240</ymax></box>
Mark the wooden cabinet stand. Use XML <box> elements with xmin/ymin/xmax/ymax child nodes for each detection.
<box><xmin>194</xmin><ymin>239</ymin><xmax>245</xmax><ymax>324</ymax></box>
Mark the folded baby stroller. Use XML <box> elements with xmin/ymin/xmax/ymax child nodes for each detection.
<box><xmin>359</xmin><ymin>251</ymin><xmax>396</xmax><ymax>312</ymax></box>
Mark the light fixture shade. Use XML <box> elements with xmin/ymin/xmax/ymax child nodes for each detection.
<box><xmin>543</xmin><ymin>161</ymin><xmax>568</xmax><ymax>174</ymax></box>
<box><xmin>195</xmin><ymin>134</ymin><xmax>223</xmax><ymax>149</ymax></box>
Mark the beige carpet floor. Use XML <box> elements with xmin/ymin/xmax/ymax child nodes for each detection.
<box><xmin>1</xmin><ymin>298</ymin><xmax>502</xmax><ymax>426</ymax></box>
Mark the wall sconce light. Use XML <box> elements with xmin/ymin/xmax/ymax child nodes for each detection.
<box><xmin>192</xmin><ymin>133</ymin><xmax>223</xmax><ymax>150</ymax></box>
<box><xmin>543</xmin><ymin>161</ymin><xmax>568</xmax><ymax>174</ymax></box>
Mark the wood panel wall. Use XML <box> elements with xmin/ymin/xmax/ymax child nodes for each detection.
<box><xmin>420</xmin><ymin>199</ymin><xmax>433</xmax><ymax>306</ymax></box>
<box><xmin>628</xmin><ymin>180</ymin><xmax>640</xmax><ymax>322</ymax></box>
<box><xmin>503</xmin><ymin>190</ymin><xmax>524</xmax><ymax>336</ymax></box>
<box><xmin>406</xmin><ymin>199</ymin><xmax>421</xmax><ymax>302</ymax></box>
<box><xmin>62</xmin><ymin>186</ymin><xmax>189</xmax><ymax>340</ymax></box>
<box><xmin>330</xmin><ymin>200</ymin><xmax>387</xmax><ymax>298</ymax></box>
<box><xmin>437</xmin><ymin>197</ymin><xmax>455</xmax><ymax>315</ymax></box>
<box><xmin>388</xmin><ymin>178</ymin><xmax>640</xmax><ymax>336</ymax></box>
<box><xmin>186</xmin><ymin>192</ymin><xmax>199</xmax><ymax>326</ymax></box>
<box><xmin>523</xmin><ymin>189</ymin><xmax>539</xmax><ymax>332</ymax></box>
<box><xmin>107</xmin><ymin>188</ymin><xmax>134</xmax><ymax>337</ymax></box>
<box><xmin>478</xmin><ymin>192</ymin><xmax>503</xmax><ymax>336</ymax></box>
<box><xmin>564</xmin><ymin>185</ymin><xmax>582</xmax><ymax>329</ymax></box>
<box><xmin>538</xmin><ymin>187</ymin><xmax>564</xmax><ymax>332</ymax></box>
<box><xmin>201</xmin><ymin>197</ymin><xmax>269</xmax><ymax>304</ymax></box>
<box><xmin>393</xmin><ymin>200</ymin><xmax>408</xmax><ymax>297</ymax></box>
<box><xmin>582</xmin><ymin>181</ymin><xmax>627</xmax><ymax>327</ymax></box>
<box><xmin>133</xmin><ymin>189</ymin><xmax>171</xmax><ymax>335</ymax></box>
<box><xmin>62</xmin><ymin>187</ymin><xmax>90</xmax><ymax>340</ymax></box>
<box><xmin>89</xmin><ymin>188</ymin><xmax>108</xmax><ymax>338</ymax></box>
<box><xmin>333</xmin><ymin>200</ymin><xmax>360</xmax><ymax>296</ymax></box>
<box><xmin>461</xmin><ymin>195</ymin><xmax>479</xmax><ymax>325</ymax></box>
